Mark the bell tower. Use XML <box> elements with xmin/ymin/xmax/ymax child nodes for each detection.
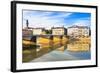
<box><xmin>26</xmin><ymin>20</ymin><xmax>29</xmax><ymax>29</ymax></box>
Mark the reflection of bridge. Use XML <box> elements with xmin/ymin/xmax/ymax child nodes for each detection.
<box><xmin>36</xmin><ymin>44</ymin><xmax>67</xmax><ymax>60</ymax></box>
<box><xmin>23</xmin><ymin>43</ymin><xmax>67</xmax><ymax>62</ymax></box>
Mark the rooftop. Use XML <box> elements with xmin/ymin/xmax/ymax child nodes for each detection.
<box><xmin>24</xmin><ymin>27</ymin><xmax>45</xmax><ymax>30</ymax></box>
<box><xmin>68</xmin><ymin>25</ymin><xmax>89</xmax><ymax>28</ymax></box>
<box><xmin>51</xmin><ymin>26</ymin><xmax>66</xmax><ymax>29</ymax></box>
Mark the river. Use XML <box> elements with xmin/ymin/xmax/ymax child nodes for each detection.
<box><xmin>23</xmin><ymin>42</ymin><xmax>91</xmax><ymax>63</ymax></box>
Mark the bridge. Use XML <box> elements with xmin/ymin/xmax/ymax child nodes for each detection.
<box><xmin>23</xmin><ymin>34</ymin><xmax>68</xmax><ymax>45</ymax></box>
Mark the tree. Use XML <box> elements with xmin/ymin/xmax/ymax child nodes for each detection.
<box><xmin>45</xmin><ymin>30</ymin><xmax>52</xmax><ymax>34</ymax></box>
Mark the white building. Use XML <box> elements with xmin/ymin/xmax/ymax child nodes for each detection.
<box><xmin>52</xmin><ymin>27</ymin><xmax>67</xmax><ymax>35</ymax></box>
<box><xmin>24</xmin><ymin>20</ymin><xmax>46</xmax><ymax>35</ymax></box>
<box><xmin>32</xmin><ymin>28</ymin><xmax>45</xmax><ymax>35</ymax></box>
<box><xmin>67</xmin><ymin>25</ymin><xmax>90</xmax><ymax>37</ymax></box>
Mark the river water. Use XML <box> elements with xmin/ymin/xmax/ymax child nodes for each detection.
<box><xmin>23</xmin><ymin>42</ymin><xmax>91</xmax><ymax>63</ymax></box>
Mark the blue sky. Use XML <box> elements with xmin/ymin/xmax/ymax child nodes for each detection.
<box><xmin>23</xmin><ymin>10</ymin><xmax>91</xmax><ymax>29</ymax></box>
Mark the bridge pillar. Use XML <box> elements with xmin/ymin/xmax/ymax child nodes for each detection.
<box><xmin>31</xmin><ymin>36</ymin><xmax>37</xmax><ymax>43</ymax></box>
<box><xmin>60</xmin><ymin>36</ymin><xmax>63</xmax><ymax>45</ymax></box>
<box><xmin>49</xmin><ymin>35</ymin><xmax>53</xmax><ymax>46</ymax></box>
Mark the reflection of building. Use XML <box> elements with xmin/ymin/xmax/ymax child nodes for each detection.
<box><xmin>52</xmin><ymin>27</ymin><xmax>67</xmax><ymax>35</ymax></box>
<box><xmin>32</xmin><ymin>28</ymin><xmax>45</xmax><ymax>35</ymax></box>
<box><xmin>67</xmin><ymin>25</ymin><xmax>90</xmax><ymax>37</ymax></box>
<box><xmin>67</xmin><ymin>43</ymin><xmax>90</xmax><ymax>51</ymax></box>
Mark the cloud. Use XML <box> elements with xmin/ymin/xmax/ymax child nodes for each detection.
<box><xmin>23</xmin><ymin>10</ymin><xmax>91</xmax><ymax>29</ymax></box>
<box><xmin>23</xmin><ymin>10</ymin><xmax>72</xmax><ymax>29</ymax></box>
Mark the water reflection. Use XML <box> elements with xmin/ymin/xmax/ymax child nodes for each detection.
<box><xmin>23</xmin><ymin>41</ymin><xmax>91</xmax><ymax>63</ymax></box>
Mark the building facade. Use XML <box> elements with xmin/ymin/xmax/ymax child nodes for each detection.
<box><xmin>32</xmin><ymin>28</ymin><xmax>45</xmax><ymax>35</ymax></box>
<box><xmin>52</xmin><ymin>27</ymin><xmax>67</xmax><ymax>35</ymax></box>
<box><xmin>22</xmin><ymin>29</ymin><xmax>33</xmax><ymax>37</ymax></box>
<box><xmin>67</xmin><ymin>25</ymin><xmax>90</xmax><ymax>37</ymax></box>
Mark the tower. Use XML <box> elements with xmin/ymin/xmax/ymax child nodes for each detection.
<box><xmin>26</xmin><ymin>20</ymin><xmax>29</xmax><ymax>29</ymax></box>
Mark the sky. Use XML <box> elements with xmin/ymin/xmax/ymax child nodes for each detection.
<box><xmin>23</xmin><ymin>10</ymin><xmax>91</xmax><ymax>29</ymax></box>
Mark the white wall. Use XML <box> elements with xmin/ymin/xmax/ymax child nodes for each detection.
<box><xmin>0</xmin><ymin>0</ymin><xmax>99</xmax><ymax>73</ymax></box>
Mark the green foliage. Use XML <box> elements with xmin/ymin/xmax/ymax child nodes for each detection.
<box><xmin>45</xmin><ymin>30</ymin><xmax>52</xmax><ymax>34</ymax></box>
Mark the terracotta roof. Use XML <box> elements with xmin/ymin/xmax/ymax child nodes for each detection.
<box><xmin>68</xmin><ymin>25</ymin><xmax>89</xmax><ymax>28</ymax></box>
<box><xmin>52</xmin><ymin>27</ymin><xmax>66</xmax><ymax>29</ymax></box>
<box><xmin>24</xmin><ymin>27</ymin><xmax>45</xmax><ymax>29</ymax></box>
